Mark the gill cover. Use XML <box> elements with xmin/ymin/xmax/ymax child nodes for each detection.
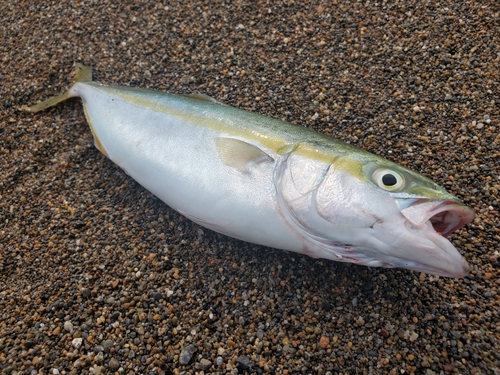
<box><xmin>274</xmin><ymin>143</ymin><xmax>402</xmax><ymax>264</ymax></box>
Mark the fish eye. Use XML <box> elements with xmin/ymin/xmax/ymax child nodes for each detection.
<box><xmin>372</xmin><ymin>168</ymin><xmax>405</xmax><ymax>191</ymax></box>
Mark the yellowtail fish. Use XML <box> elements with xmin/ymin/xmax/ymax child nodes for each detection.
<box><xmin>25</xmin><ymin>64</ymin><xmax>474</xmax><ymax>278</ymax></box>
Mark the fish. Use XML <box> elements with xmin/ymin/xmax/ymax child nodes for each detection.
<box><xmin>25</xmin><ymin>63</ymin><xmax>474</xmax><ymax>278</ymax></box>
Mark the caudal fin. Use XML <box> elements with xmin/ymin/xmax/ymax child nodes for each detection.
<box><xmin>24</xmin><ymin>63</ymin><xmax>92</xmax><ymax>113</ymax></box>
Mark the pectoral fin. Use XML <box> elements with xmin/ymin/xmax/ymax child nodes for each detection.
<box><xmin>215</xmin><ymin>137</ymin><xmax>273</xmax><ymax>173</ymax></box>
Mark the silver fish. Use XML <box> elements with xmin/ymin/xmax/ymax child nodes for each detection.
<box><xmin>25</xmin><ymin>64</ymin><xmax>474</xmax><ymax>278</ymax></box>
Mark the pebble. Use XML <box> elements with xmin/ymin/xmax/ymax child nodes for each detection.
<box><xmin>179</xmin><ymin>344</ymin><xmax>195</xmax><ymax>365</ymax></box>
<box><xmin>1</xmin><ymin>1</ymin><xmax>498</xmax><ymax>374</ymax></box>
<box><xmin>64</xmin><ymin>320</ymin><xmax>74</xmax><ymax>332</ymax></box>
<box><xmin>236</xmin><ymin>356</ymin><xmax>251</xmax><ymax>370</ymax></box>
<box><xmin>108</xmin><ymin>358</ymin><xmax>120</xmax><ymax>371</ymax></box>
<box><xmin>72</xmin><ymin>338</ymin><xmax>83</xmax><ymax>349</ymax></box>
<box><xmin>102</xmin><ymin>339</ymin><xmax>114</xmax><ymax>352</ymax></box>
<box><xmin>319</xmin><ymin>336</ymin><xmax>330</xmax><ymax>349</ymax></box>
<box><xmin>199</xmin><ymin>358</ymin><xmax>212</xmax><ymax>370</ymax></box>
<box><xmin>409</xmin><ymin>332</ymin><xmax>419</xmax><ymax>342</ymax></box>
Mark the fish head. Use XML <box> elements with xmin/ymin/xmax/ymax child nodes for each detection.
<box><xmin>276</xmin><ymin>144</ymin><xmax>474</xmax><ymax>278</ymax></box>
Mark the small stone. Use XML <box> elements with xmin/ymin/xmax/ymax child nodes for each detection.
<box><xmin>380</xmin><ymin>328</ymin><xmax>390</xmax><ymax>337</ymax></box>
<box><xmin>484</xmin><ymin>272</ymin><xmax>492</xmax><ymax>280</ymax></box>
<box><xmin>179</xmin><ymin>344</ymin><xmax>195</xmax><ymax>365</ymax></box>
<box><xmin>319</xmin><ymin>336</ymin><xmax>329</xmax><ymax>349</ymax></box>
<box><xmin>256</xmin><ymin>329</ymin><xmax>264</xmax><ymax>339</ymax></box>
<box><xmin>153</xmin><ymin>292</ymin><xmax>163</xmax><ymax>300</ymax></box>
<box><xmin>72</xmin><ymin>338</ymin><xmax>83</xmax><ymax>349</ymax></box>
<box><xmin>236</xmin><ymin>356</ymin><xmax>251</xmax><ymax>370</ymax></box>
<box><xmin>53</xmin><ymin>326</ymin><xmax>61</xmax><ymax>335</ymax></box>
<box><xmin>409</xmin><ymin>332</ymin><xmax>419</xmax><ymax>342</ymax></box>
<box><xmin>81</xmin><ymin>288</ymin><xmax>91</xmax><ymax>298</ymax></box>
<box><xmin>64</xmin><ymin>321</ymin><xmax>74</xmax><ymax>332</ymax></box>
<box><xmin>102</xmin><ymin>339</ymin><xmax>114</xmax><ymax>351</ymax></box>
<box><xmin>444</xmin><ymin>94</ymin><xmax>453</xmax><ymax>101</ymax></box>
<box><xmin>200</xmin><ymin>358</ymin><xmax>212</xmax><ymax>370</ymax></box>
<box><xmin>443</xmin><ymin>364</ymin><xmax>453</xmax><ymax>372</ymax></box>
<box><xmin>216</xmin><ymin>356</ymin><xmax>223</xmax><ymax>366</ymax></box>
<box><xmin>109</xmin><ymin>358</ymin><xmax>120</xmax><ymax>371</ymax></box>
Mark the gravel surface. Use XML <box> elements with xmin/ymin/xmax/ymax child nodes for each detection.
<box><xmin>1</xmin><ymin>1</ymin><xmax>499</xmax><ymax>374</ymax></box>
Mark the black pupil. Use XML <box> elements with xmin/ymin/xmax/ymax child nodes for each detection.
<box><xmin>382</xmin><ymin>173</ymin><xmax>398</xmax><ymax>186</ymax></box>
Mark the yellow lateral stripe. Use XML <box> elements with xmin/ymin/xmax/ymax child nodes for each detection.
<box><xmin>92</xmin><ymin>84</ymin><xmax>359</xmax><ymax>162</ymax></box>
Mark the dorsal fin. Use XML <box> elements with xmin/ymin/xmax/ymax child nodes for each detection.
<box><xmin>74</xmin><ymin>63</ymin><xmax>92</xmax><ymax>82</ymax></box>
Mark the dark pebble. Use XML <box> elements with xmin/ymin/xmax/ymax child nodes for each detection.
<box><xmin>236</xmin><ymin>356</ymin><xmax>252</xmax><ymax>370</ymax></box>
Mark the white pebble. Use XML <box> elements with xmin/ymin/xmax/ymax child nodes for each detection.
<box><xmin>72</xmin><ymin>338</ymin><xmax>83</xmax><ymax>349</ymax></box>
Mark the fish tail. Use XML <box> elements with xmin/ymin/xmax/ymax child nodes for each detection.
<box><xmin>24</xmin><ymin>63</ymin><xmax>92</xmax><ymax>113</ymax></box>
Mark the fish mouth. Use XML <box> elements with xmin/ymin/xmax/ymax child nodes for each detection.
<box><xmin>426</xmin><ymin>200</ymin><xmax>475</xmax><ymax>237</ymax></box>
<box><xmin>399</xmin><ymin>199</ymin><xmax>474</xmax><ymax>278</ymax></box>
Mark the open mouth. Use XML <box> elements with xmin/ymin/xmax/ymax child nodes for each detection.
<box><xmin>402</xmin><ymin>199</ymin><xmax>474</xmax><ymax>238</ymax></box>
<box><xmin>395</xmin><ymin>198</ymin><xmax>474</xmax><ymax>278</ymax></box>
<box><xmin>427</xmin><ymin>201</ymin><xmax>475</xmax><ymax>237</ymax></box>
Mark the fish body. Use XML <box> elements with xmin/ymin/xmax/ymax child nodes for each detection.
<box><xmin>26</xmin><ymin>64</ymin><xmax>474</xmax><ymax>277</ymax></box>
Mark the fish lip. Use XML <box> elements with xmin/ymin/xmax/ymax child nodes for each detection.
<box><xmin>398</xmin><ymin>198</ymin><xmax>474</xmax><ymax>278</ymax></box>
<box><xmin>410</xmin><ymin>199</ymin><xmax>475</xmax><ymax>237</ymax></box>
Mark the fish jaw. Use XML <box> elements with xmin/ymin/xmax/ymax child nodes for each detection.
<box><xmin>308</xmin><ymin>199</ymin><xmax>474</xmax><ymax>278</ymax></box>
<box><xmin>389</xmin><ymin>199</ymin><xmax>475</xmax><ymax>277</ymax></box>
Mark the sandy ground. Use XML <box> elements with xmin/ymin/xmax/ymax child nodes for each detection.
<box><xmin>1</xmin><ymin>1</ymin><xmax>499</xmax><ymax>374</ymax></box>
